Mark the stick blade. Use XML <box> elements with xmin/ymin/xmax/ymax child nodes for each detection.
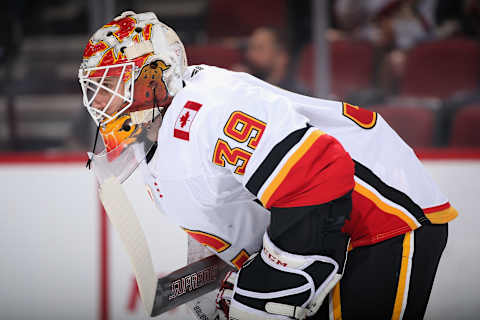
<box><xmin>151</xmin><ymin>255</ymin><xmax>233</xmax><ymax>316</ymax></box>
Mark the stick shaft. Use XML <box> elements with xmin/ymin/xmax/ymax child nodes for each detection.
<box><xmin>99</xmin><ymin>177</ymin><xmax>157</xmax><ymax>315</ymax></box>
<box><xmin>99</xmin><ymin>177</ymin><xmax>234</xmax><ymax>317</ymax></box>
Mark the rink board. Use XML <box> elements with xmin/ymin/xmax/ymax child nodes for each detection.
<box><xmin>0</xmin><ymin>151</ymin><xmax>479</xmax><ymax>320</ymax></box>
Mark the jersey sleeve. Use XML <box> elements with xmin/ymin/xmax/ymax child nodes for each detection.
<box><xmin>195</xmin><ymin>77</ymin><xmax>355</xmax><ymax>209</ymax></box>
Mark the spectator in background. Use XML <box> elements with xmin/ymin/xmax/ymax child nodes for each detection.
<box><xmin>376</xmin><ymin>0</ymin><xmax>435</xmax><ymax>95</ymax></box>
<box><xmin>331</xmin><ymin>0</ymin><xmax>480</xmax><ymax>97</ymax></box>
<box><xmin>375</xmin><ymin>0</ymin><xmax>480</xmax><ymax>95</ymax></box>
<box><xmin>330</xmin><ymin>0</ymin><xmax>400</xmax><ymax>44</ymax></box>
<box><xmin>331</xmin><ymin>0</ymin><xmax>437</xmax><ymax>96</ymax></box>
<box><xmin>435</xmin><ymin>0</ymin><xmax>480</xmax><ymax>39</ymax></box>
<box><xmin>234</xmin><ymin>26</ymin><xmax>311</xmax><ymax>96</ymax></box>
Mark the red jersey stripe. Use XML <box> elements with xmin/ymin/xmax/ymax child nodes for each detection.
<box><xmin>261</xmin><ymin>130</ymin><xmax>355</xmax><ymax>208</ymax></box>
<box><xmin>423</xmin><ymin>202</ymin><xmax>451</xmax><ymax>213</ymax></box>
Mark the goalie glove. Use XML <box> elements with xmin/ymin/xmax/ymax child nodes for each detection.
<box><xmin>229</xmin><ymin>232</ymin><xmax>349</xmax><ymax>320</ymax></box>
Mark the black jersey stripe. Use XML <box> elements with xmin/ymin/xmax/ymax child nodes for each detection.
<box><xmin>353</xmin><ymin>160</ymin><xmax>429</xmax><ymax>224</ymax></box>
<box><xmin>246</xmin><ymin>125</ymin><xmax>311</xmax><ymax>197</ymax></box>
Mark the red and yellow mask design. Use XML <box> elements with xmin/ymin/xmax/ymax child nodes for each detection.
<box><xmin>100</xmin><ymin>114</ymin><xmax>142</xmax><ymax>155</ymax></box>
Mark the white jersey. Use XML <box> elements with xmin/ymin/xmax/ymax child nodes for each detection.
<box><xmin>145</xmin><ymin>65</ymin><xmax>457</xmax><ymax>268</ymax></box>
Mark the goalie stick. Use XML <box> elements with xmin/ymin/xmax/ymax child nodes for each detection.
<box><xmin>99</xmin><ymin>177</ymin><xmax>234</xmax><ymax>317</ymax></box>
<box><xmin>151</xmin><ymin>254</ymin><xmax>232</xmax><ymax>316</ymax></box>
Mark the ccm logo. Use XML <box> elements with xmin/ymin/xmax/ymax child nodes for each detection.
<box><xmin>263</xmin><ymin>247</ymin><xmax>287</xmax><ymax>267</ymax></box>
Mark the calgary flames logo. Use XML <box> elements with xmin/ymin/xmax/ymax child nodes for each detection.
<box><xmin>82</xmin><ymin>15</ymin><xmax>155</xmax><ymax>78</ymax></box>
<box><xmin>103</xmin><ymin>16</ymin><xmax>136</xmax><ymax>42</ymax></box>
<box><xmin>82</xmin><ymin>16</ymin><xmax>137</xmax><ymax>60</ymax></box>
<box><xmin>83</xmin><ymin>40</ymin><xmax>109</xmax><ymax>60</ymax></box>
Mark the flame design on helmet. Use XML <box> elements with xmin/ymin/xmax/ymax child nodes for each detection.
<box><xmin>79</xmin><ymin>11</ymin><xmax>187</xmax><ymax>126</ymax></box>
<box><xmin>142</xmin><ymin>24</ymin><xmax>152</xmax><ymax>40</ymax></box>
<box><xmin>81</xmin><ymin>18</ymin><xmax>154</xmax><ymax>79</ymax></box>
<box><xmin>103</xmin><ymin>16</ymin><xmax>136</xmax><ymax>43</ymax></box>
<box><xmin>83</xmin><ymin>40</ymin><xmax>109</xmax><ymax>59</ymax></box>
<box><xmin>100</xmin><ymin>114</ymin><xmax>142</xmax><ymax>162</ymax></box>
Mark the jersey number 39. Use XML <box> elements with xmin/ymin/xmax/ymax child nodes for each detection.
<box><xmin>213</xmin><ymin>111</ymin><xmax>266</xmax><ymax>175</ymax></box>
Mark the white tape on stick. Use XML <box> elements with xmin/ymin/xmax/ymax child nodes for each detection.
<box><xmin>99</xmin><ymin>176</ymin><xmax>157</xmax><ymax>316</ymax></box>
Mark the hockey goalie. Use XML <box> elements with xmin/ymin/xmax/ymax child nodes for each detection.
<box><xmin>78</xmin><ymin>11</ymin><xmax>458</xmax><ymax>320</ymax></box>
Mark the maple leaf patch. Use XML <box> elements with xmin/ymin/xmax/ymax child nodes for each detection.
<box><xmin>180</xmin><ymin>111</ymin><xmax>190</xmax><ymax>128</ymax></box>
<box><xmin>173</xmin><ymin>101</ymin><xmax>203</xmax><ymax>141</ymax></box>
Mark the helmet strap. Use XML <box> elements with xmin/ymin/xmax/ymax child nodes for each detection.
<box><xmin>86</xmin><ymin>124</ymin><xmax>101</xmax><ymax>169</ymax></box>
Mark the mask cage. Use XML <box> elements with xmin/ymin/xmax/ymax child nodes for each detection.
<box><xmin>79</xmin><ymin>62</ymin><xmax>136</xmax><ymax>126</ymax></box>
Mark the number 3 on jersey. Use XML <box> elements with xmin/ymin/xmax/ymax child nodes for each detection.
<box><xmin>213</xmin><ymin>111</ymin><xmax>266</xmax><ymax>175</ymax></box>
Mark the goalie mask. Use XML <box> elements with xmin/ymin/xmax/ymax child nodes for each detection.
<box><xmin>79</xmin><ymin>11</ymin><xmax>187</xmax><ymax>182</ymax></box>
<box><xmin>79</xmin><ymin>11</ymin><xmax>187</xmax><ymax>126</ymax></box>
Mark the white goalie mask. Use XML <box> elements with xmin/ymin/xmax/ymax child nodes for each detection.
<box><xmin>78</xmin><ymin>11</ymin><xmax>187</xmax><ymax>127</ymax></box>
<box><xmin>79</xmin><ymin>11</ymin><xmax>187</xmax><ymax>183</ymax></box>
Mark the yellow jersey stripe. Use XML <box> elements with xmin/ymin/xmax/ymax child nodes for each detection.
<box><xmin>332</xmin><ymin>282</ymin><xmax>342</xmax><ymax>320</ymax></box>
<box><xmin>425</xmin><ymin>206</ymin><xmax>458</xmax><ymax>223</ymax></box>
<box><xmin>354</xmin><ymin>182</ymin><xmax>419</xmax><ymax>230</ymax></box>
<box><xmin>392</xmin><ymin>231</ymin><xmax>413</xmax><ymax>320</ymax></box>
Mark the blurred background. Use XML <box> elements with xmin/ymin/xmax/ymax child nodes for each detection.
<box><xmin>1</xmin><ymin>1</ymin><xmax>480</xmax><ymax>320</ymax></box>
<box><xmin>1</xmin><ymin>0</ymin><xmax>479</xmax><ymax>152</ymax></box>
